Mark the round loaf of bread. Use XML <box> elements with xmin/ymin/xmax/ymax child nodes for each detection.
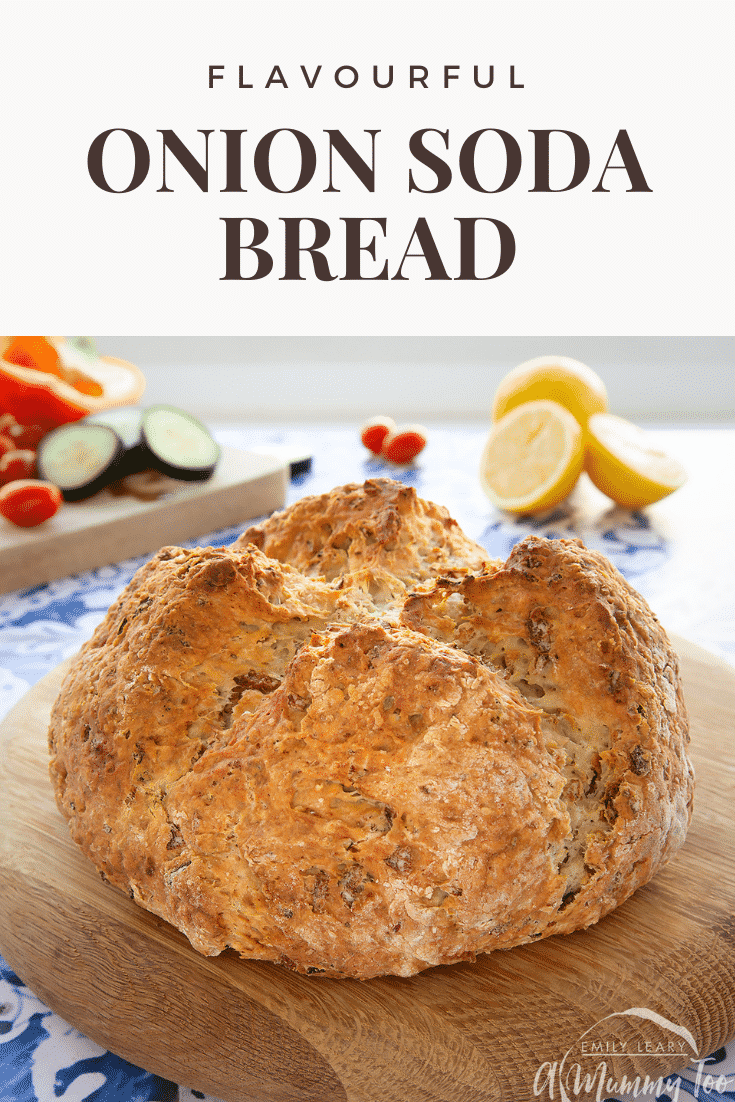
<box><xmin>48</xmin><ymin>479</ymin><xmax>693</xmax><ymax>978</ymax></box>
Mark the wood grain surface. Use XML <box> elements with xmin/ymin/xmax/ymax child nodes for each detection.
<box><xmin>0</xmin><ymin>636</ymin><xmax>733</xmax><ymax>1102</ymax></box>
<box><xmin>0</xmin><ymin>446</ymin><xmax>287</xmax><ymax>594</ymax></box>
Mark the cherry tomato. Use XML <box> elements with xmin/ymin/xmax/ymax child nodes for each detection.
<box><xmin>0</xmin><ymin>479</ymin><xmax>62</xmax><ymax>527</ymax></box>
<box><xmin>381</xmin><ymin>425</ymin><xmax>428</xmax><ymax>465</ymax></box>
<box><xmin>0</xmin><ymin>449</ymin><xmax>36</xmax><ymax>486</ymax></box>
<box><xmin>360</xmin><ymin>415</ymin><xmax>396</xmax><ymax>455</ymax></box>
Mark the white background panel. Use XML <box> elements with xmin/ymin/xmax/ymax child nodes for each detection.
<box><xmin>1</xmin><ymin>0</ymin><xmax>732</xmax><ymax>335</ymax></box>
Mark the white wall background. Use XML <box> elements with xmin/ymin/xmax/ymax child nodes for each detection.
<box><xmin>96</xmin><ymin>336</ymin><xmax>734</xmax><ymax>423</ymax></box>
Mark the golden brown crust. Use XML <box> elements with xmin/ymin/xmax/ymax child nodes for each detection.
<box><xmin>48</xmin><ymin>482</ymin><xmax>693</xmax><ymax>979</ymax></box>
<box><xmin>400</xmin><ymin>535</ymin><xmax>693</xmax><ymax>935</ymax></box>
<box><xmin>235</xmin><ymin>477</ymin><xmax>491</xmax><ymax>583</ymax></box>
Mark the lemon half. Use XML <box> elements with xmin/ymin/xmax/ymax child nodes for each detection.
<box><xmin>480</xmin><ymin>400</ymin><xmax>584</xmax><ymax>514</ymax></box>
<box><xmin>492</xmin><ymin>355</ymin><xmax>608</xmax><ymax>432</ymax></box>
<box><xmin>585</xmin><ymin>414</ymin><xmax>687</xmax><ymax>509</ymax></box>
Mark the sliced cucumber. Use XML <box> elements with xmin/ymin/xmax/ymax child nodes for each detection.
<box><xmin>36</xmin><ymin>423</ymin><xmax>124</xmax><ymax>501</ymax></box>
<box><xmin>84</xmin><ymin>406</ymin><xmax>144</xmax><ymax>450</ymax></box>
<box><xmin>141</xmin><ymin>406</ymin><xmax>220</xmax><ymax>481</ymax></box>
<box><xmin>84</xmin><ymin>407</ymin><xmax>147</xmax><ymax>476</ymax></box>
<box><xmin>39</xmin><ymin>406</ymin><xmax>220</xmax><ymax>500</ymax></box>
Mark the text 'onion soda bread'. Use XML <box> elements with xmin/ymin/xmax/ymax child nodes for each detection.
<box><xmin>48</xmin><ymin>478</ymin><xmax>693</xmax><ymax>979</ymax></box>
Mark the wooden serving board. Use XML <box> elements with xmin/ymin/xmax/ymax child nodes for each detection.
<box><xmin>0</xmin><ymin>637</ymin><xmax>733</xmax><ymax>1102</ymax></box>
<box><xmin>0</xmin><ymin>446</ymin><xmax>288</xmax><ymax>595</ymax></box>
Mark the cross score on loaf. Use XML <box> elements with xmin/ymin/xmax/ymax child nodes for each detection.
<box><xmin>48</xmin><ymin>479</ymin><xmax>693</xmax><ymax>979</ymax></box>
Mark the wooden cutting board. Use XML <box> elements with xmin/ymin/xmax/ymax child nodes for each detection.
<box><xmin>0</xmin><ymin>636</ymin><xmax>733</xmax><ymax>1102</ymax></box>
<box><xmin>0</xmin><ymin>446</ymin><xmax>288</xmax><ymax>595</ymax></box>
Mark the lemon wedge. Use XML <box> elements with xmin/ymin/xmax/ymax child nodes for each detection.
<box><xmin>585</xmin><ymin>413</ymin><xmax>687</xmax><ymax>509</ymax></box>
<box><xmin>480</xmin><ymin>400</ymin><xmax>584</xmax><ymax>514</ymax></box>
<box><xmin>492</xmin><ymin>355</ymin><xmax>608</xmax><ymax>432</ymax></box>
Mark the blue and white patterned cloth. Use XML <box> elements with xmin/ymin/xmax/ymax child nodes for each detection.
<box><xmin>1</xmin><ymin>424</ymin><xmax>733</xmax><ymax>1102</ymax></box>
